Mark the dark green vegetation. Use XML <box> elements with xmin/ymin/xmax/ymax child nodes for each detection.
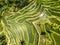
<box><xmin>0</xmin><ymin>0</ymin><xmax>60</xmax><ymax>45</ymax></box>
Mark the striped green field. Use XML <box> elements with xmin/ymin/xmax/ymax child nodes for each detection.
<box><xmin>0</xmin><ymin>0</ymin><xmax>60</xmax><ymax>45</ymax></box>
